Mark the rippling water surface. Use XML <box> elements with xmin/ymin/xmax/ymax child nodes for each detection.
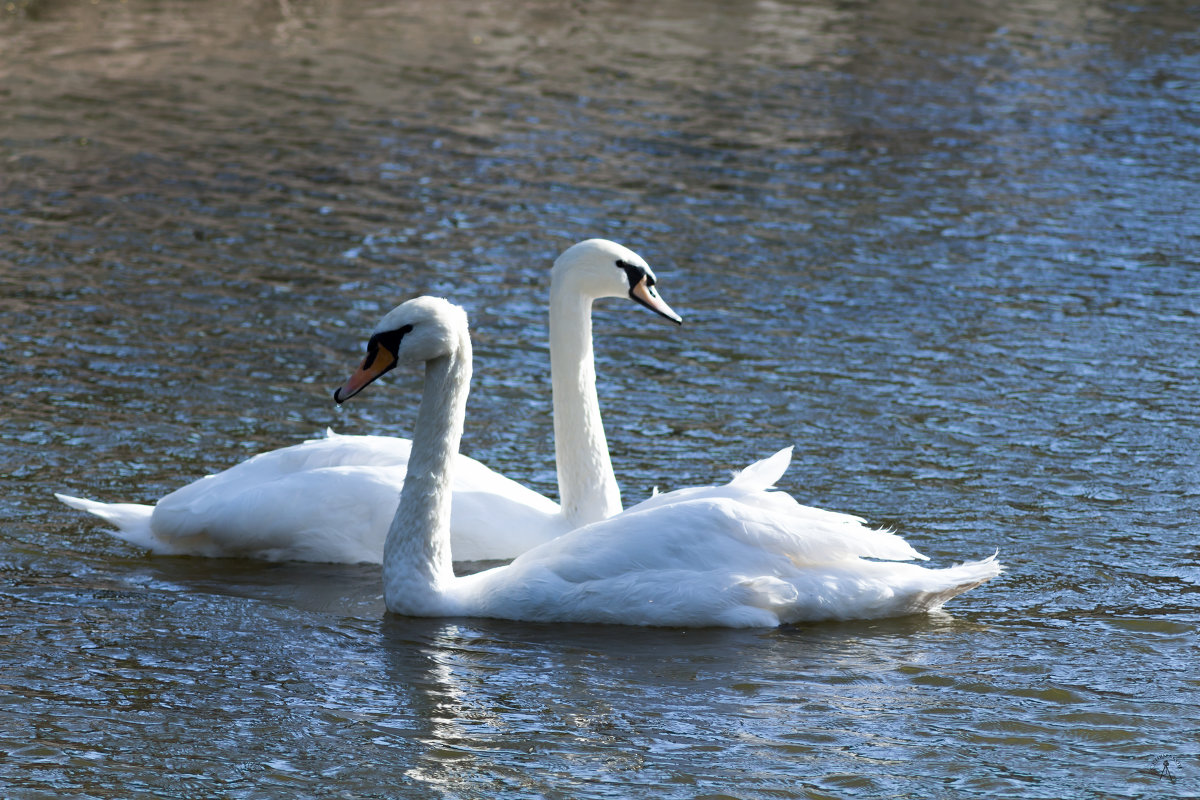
<box><xmin>3</xmin><ymin>0</ymin><xmax>1199</xmax><ymax>797</ymax></box>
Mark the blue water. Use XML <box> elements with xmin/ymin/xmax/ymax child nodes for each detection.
<box><xmin>2</xmin><ymin>0</ymin><xmax>1199</xmax><ymax>797</ymax></box>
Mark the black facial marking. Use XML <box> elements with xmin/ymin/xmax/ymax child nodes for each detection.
<box><xmin>363</xmin><ymin>324</ymin><xmax>412</xmax><ymax>369</ymax></box>
<box><xmin>616</xmin><ymin>259</ymin><xmax>653</xmax><ymax>289</ymax></box>
<box><xmin>377</xmin><ymin>323</ymin><xmax>413</xmax><ymax>352</ymax></box>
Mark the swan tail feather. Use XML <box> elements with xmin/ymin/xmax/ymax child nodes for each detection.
<box><xmin>54</xmin><ymin>493</ymin><xmax>160</xmax><ymax>550</ymax></box>
<box><xmin>907</xmin><ymin>554</ymin><xmax>1003</xmax><ymax>614</ymax></box>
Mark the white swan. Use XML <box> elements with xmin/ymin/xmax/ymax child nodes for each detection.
<box><xmin>56</xmin><ymin>239</ymin><xmax>681</xmax><ymax>563</ymax></box>
<box><xmin>337</xmin><ymin>296</ymin><xmax>1002</xmax><ymax>627</ymax></box>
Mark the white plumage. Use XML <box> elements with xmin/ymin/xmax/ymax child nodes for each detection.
<box><xmin>57</xmin><ymin>433</ymin><xmax>557</xmax><ymax>563</ymax></box>
<box><xmin>342</xmin><ymin>296</ymin><xmax>1001</xmax><ymax>628</ymax></box>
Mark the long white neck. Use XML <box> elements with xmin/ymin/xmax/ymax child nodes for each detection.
<box><xmin>549</xmin><ymin>278</ymin><xmax>622</xmax><ymax>526</ymax></box>
<box><xmin>382</xmin><ymin>335</ymin><xmax>471</xmax><ymax>616</ymax></box>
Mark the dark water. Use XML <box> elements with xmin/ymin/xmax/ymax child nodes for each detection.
<box><xmin>3</xmin><ymin>0</ymin><xmax>1199</xmax><ymax>796</ymax></box>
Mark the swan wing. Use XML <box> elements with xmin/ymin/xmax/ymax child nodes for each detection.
<box><xmin>143</xmin><ymin>434</ymin><xmax>413</xmax><ymax>560</ymax></box>
<box><xmin>621</xmin><ymin>447</ymin><xmax>924</xmax><ymax>563</ymax></box>
<box><xmin>439</xmin><ymin>452</ymin><xmax>563</xmax><ymax>560</ymax></box>
<box><xmin>449</xmin><ymin>460</ymin><xmax>999</xmax><ymax>626</ymax></box>
<box><xmin>61</xmin><ymin>433</ymin><xmax>562</xmax><ymax>562</ymax></box>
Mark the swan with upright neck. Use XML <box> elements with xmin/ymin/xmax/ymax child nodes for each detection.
<box><xmin>56</xmin><ymin>239</ymin><xmax>680</xmax><ymax>563</ymax></box>
<box><xmin>337</xmin><ymin>296</ymin><xmax>1002</xmax><ymax>627</ymax></box>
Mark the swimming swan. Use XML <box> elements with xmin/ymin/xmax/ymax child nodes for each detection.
<box><xmin>56</xmin><ymin>239</ymin><xmax>681</xmax><ymax>563</ymax></box>
<box><xmin>336</xmin><ymin>296</ymin><xmax>1001</xmax><ymax>627</ymax></box>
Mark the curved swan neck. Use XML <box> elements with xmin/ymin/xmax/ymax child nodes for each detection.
<box><xmin>549</xmin><ymin>278</ymin><xmax>622</xmax><ymax>526</ymax></box>
<box><xmin>382</xmin><ymin>334</ymin><xmax>471</xmax><ymax>614</ymax></box>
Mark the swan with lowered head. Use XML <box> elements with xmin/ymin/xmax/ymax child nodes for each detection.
<box><xmin>336</xmin><ymin>295</ymin><xmax>1002</xmax><ymax>627</ymax></box>
<box><xmin>56</xmin><ymin>239</ymin><xmax>681</xmax><ymax>563</ymax></box>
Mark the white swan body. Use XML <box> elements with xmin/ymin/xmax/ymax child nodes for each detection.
<box><xmin>57</xmin><ymin>433</ymin><xmax>557</xmax><ymax>563</ymax></box>
<box><xmin>56</xmin><ymin>239</ymin><xmax>681</xmax><ymax>563</ymax></box>
<box><xmin>340</xmin><ymin>296</ymin><xmax>1002</xmax><ymax>628</ymax></box>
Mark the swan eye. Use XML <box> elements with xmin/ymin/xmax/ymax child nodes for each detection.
<box><xmin>616</xmin><ymin>259</ymin><xmax>649</xmax><ymax>289</ymax></box>
<box><xmin>367</xmin><ymin>324</ymin><xmax>413</xmax><ymax>363</ymax></box>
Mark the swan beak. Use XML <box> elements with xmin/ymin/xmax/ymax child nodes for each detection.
<box><xmin>333</xmin><ymin>341</ymin><xmax>398</xmax><ymax>404</ymax></box>
<box><xmin>630</xmin><ymin>279</ymin><xmax>683</xmax><ymax>325</ymax></box>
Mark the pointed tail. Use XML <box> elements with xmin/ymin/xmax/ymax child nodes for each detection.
<box><xmin>55</xmin><ymin>493</ymin><xmax>158</xmax><ymax>550</ymax></box>
<box><xmin>910</xmin><ymin>553</ymin><xmax>1003</xmax><ymax>613</ymax></box>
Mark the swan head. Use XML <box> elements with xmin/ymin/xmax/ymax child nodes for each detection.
<box><xmin>334</xmin><ymin>296</ymin><xmax>468</xmax><ymax>403</ymax></box>
<box><xmin>552</xmin><ymin>239</ymin><xmax>682</xmax><ymax>324</ymax></box>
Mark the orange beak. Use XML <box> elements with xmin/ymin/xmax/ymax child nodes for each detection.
<box><xmin>333</xmin><ymin>341</ymin><xmax>398</xmax><ymax>404</ymax></box>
